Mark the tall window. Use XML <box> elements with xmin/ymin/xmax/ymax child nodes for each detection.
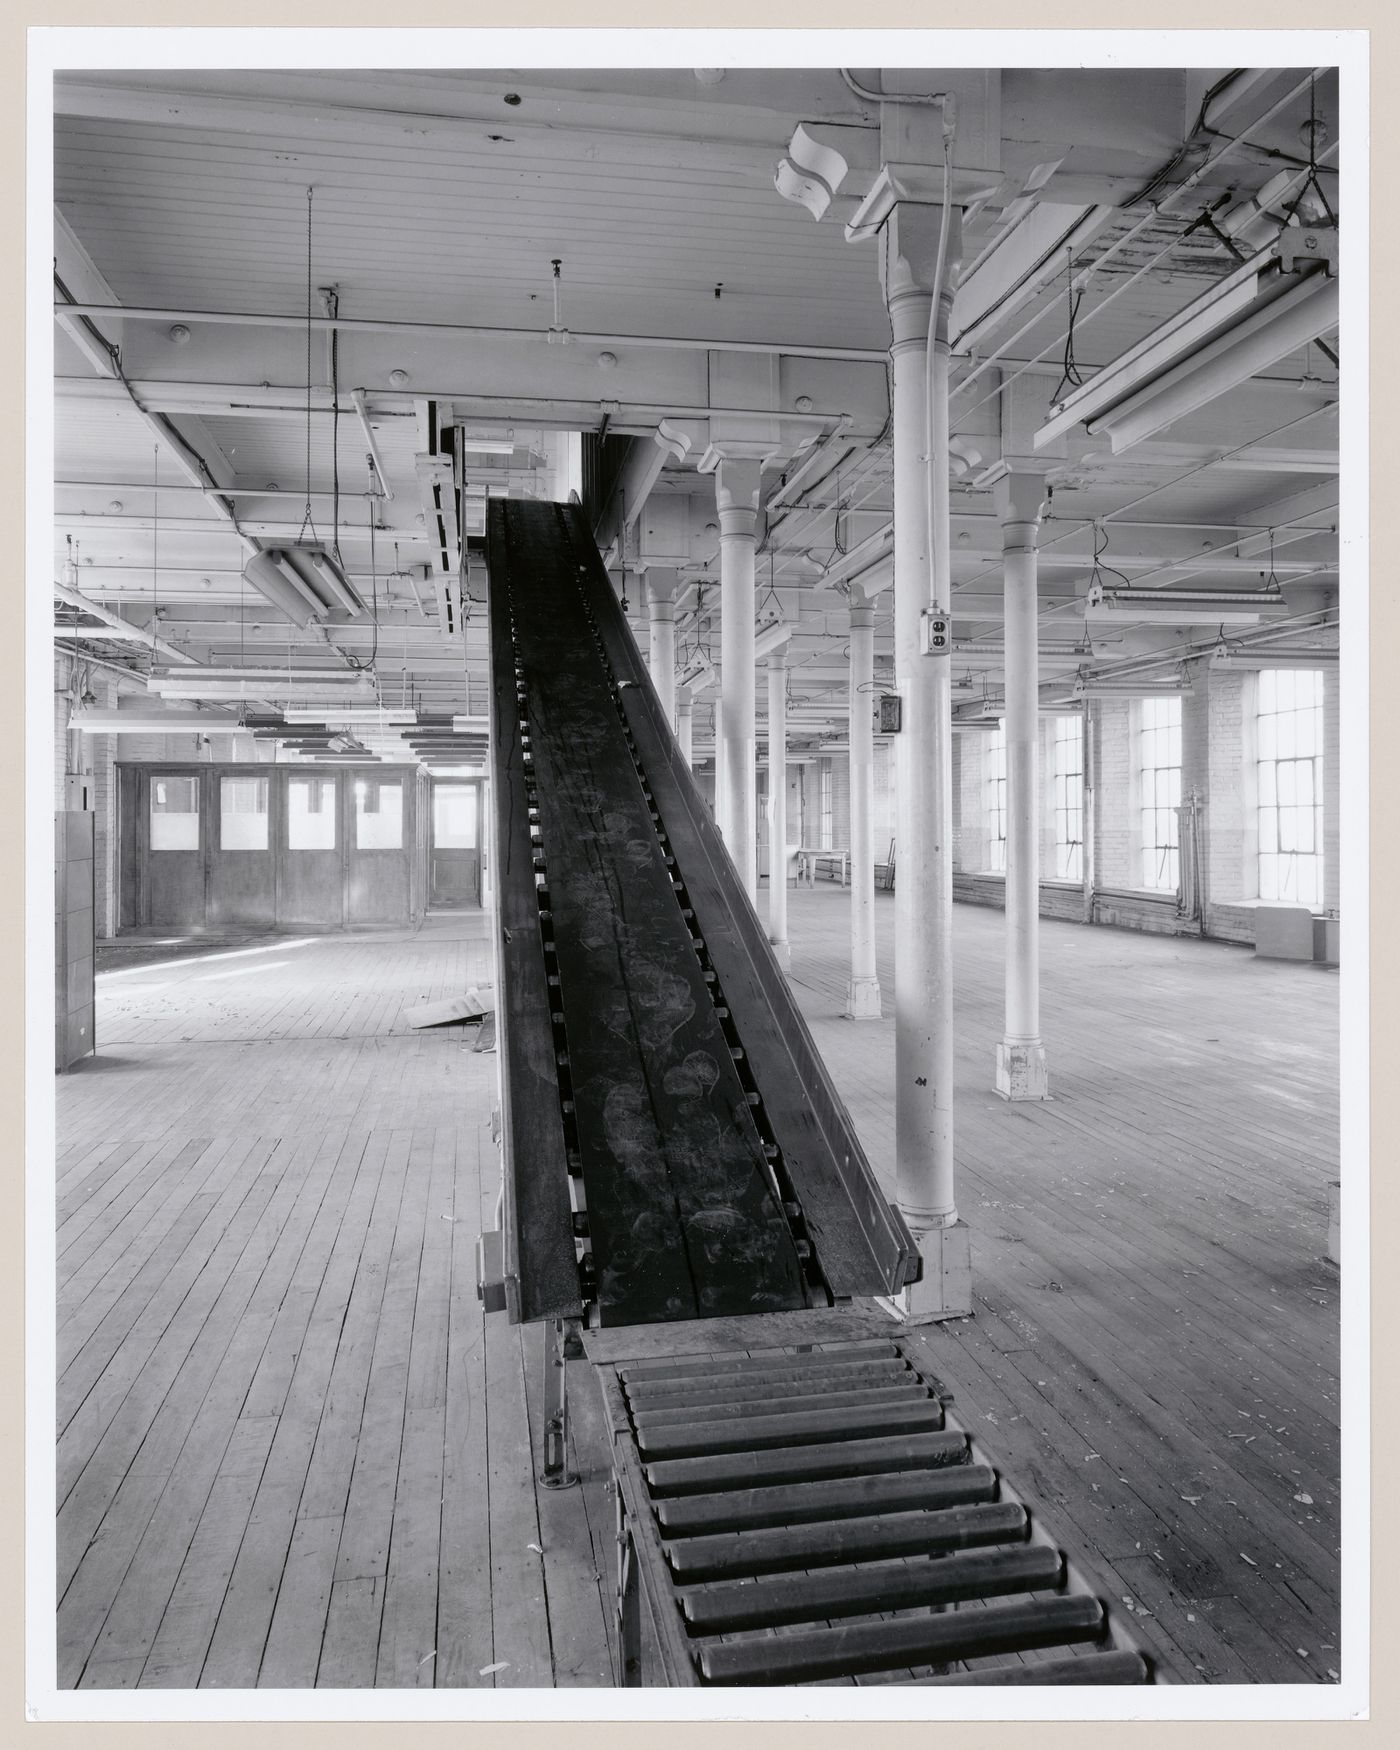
<box><xmin>1052</xmin><ymin>715</ymin><xmax>1084</xmax><ymax>881</ymax></box>
<box><xmin>1258</xmin><ymin>668</ymin><xmax>1324</xmax><ymax>905</ymax></box>
<box><xmin>1138</xmin><ymin>697</ymin><xmax>1182</xmax><ymax>892</ymax></box>
<box><xmin>986</xmin><ymin>722</ymin><xmax>1007</xmax><ymax>873</ymax></box>
<box><xmin>818</xmin><ymin>763</ymin><xmax>833</xmax><ymax>850</ymax></box>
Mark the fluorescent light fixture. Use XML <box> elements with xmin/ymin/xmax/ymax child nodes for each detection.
<box><xmin>149</xmin><ymin>665</ymin><xmax>376</xmax><ymax>702</ymax></box>
<box><xmin>459</xmin><ymin>438</ymin><xmax>516</xmax><ymax>455</ymax></box>
<box><xmin>451</xmin><ymin>714</ymin><xmax>491</xmax><ymax>733</ymax></box>
<box><xmin>243</xmin><ymin>544</ymin><xmax>365</xmax><ymax>625</ymax></box>
<box><xmin>68</xmin><ymin>708</ymin><xmax>249</xmax><ymax>734</ymax></box>
<box><xmin>1210</xmin><ymin>646</ymin><xmax>1338</xmax><ymax>670</ymax></box>
<box><xmin>1037</xmin><ymin>245</ymin><xmax>1338</xmax><ymax>456</ymax></box>
<box><xmin>678</xmin><ymin>651</ymin><xmax>716</xmax><ymax>692</ymax></box>
<box><xmin>754</xmin><ymin>615</ymin><xmax>793</xmax><ymax>660</ymax></box>
<box><xmin>820</xmin><ymin>523</ymin><xmax>893</xmax><ymax>590</ymax></box>
<box><xmin>1083</xmin><ymin>581</ymin><xmax>1290</xmax><ymax>627</ymax></box>
<box><xmin>1074</xmin><ymin>677</ymin><xmax>1195</xmax><ymax>699</ymax></box>
<box><xmin>954</xmin><ymin>640</ymin><xmax>1089</xmax><ymax>657</ymax></box>
<box><xmin>283</xmin><ymin>706</ymin><xmax>417</xmax><ymax>724</ymax></box>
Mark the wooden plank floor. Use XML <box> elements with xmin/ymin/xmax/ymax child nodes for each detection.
<box><xmin>54</xmin><ymin>892</ymin><xmax>1340</xmax><ymax>1688</ymax></box>
<box><xmin>57</xmin><ymin>912</ymin><xmax>615</xmax><ymax>1691</ymax></box>
<box><xmin>783</xmin><ymin>886</ymin><xmax>1340</xmax><ymax>1687</ymax></box>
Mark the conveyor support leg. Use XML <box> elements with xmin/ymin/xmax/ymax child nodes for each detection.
<box><xmin>540</xmin><ymin>1316</ymin><xmax>581</xmax><ymax>1489</ymax></box>
<box><xmin>616</xmin><ymin>1485</ymin><xmax>643</xmax><ymax>1686</ymax></box>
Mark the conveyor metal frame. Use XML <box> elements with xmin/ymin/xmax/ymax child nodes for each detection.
<box><xmin>483</xmin><ymin>500</ymin><xmax>918</xmax><ymax>1328</ymax></box>
<box><xmin>585</xmin><ymin>1320</ymin><xmax>1166</xmax><ymax>1689</ymax></box>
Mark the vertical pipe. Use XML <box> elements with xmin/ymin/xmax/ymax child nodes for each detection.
<box><xmin>996</xmin><ymin>473</ymin><xmax>1048</xmax><ymax>1100</ymax></box>
<box><xmin>715</xmin><ymin>460</ymin><xmax>760</xmax><ymax>900</ymax></box>
<box><xmin>846</xmin><ymin>598</ymin><xmax>881</xmax><ymax>1017</ymax></box>
<box><xmin>676</xmin><ymin>692</ymin><xmax>694</xmax><ymax>767</ymax></box>
<box><xmin>767</xmin><ymin>648</ymin><xmax>790</xmax><ymax>969</ymax></box>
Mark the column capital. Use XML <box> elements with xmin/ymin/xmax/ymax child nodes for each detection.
<box><xmin>850</xmin><ymin>165</ymin><xmax>990</xmax><ymax>245</ymax></box>
<box><xmin>639</xmin><ymin>566</ymin><xmax>679</xmax><ymax>603</ymax></box>
<box><xmin>848</xmin><ymin>599</ymin><xmax>875</xmax><ymax>631</ymax></box>
<box><xmin>991</xmin><ymin>466</ymin><xmax>1052</xmax><ymax>544</ymax></box>
<box><xmin>766</xmin><ymin>643</ymin><xmax>787</xmax><ymax>672</ymax></box>
<box><xmin>877</xmin><ymin>200</ymin><xmax>963</xmax><ymax>351</ymax></box>
<box><xmin>697</xmin><ymin>446</ymin><xmax>768</xmax><ymax>498</ymax></box>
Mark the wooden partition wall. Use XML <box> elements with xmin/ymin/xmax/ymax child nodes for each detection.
<box><xmin>116</xmin><ymin>763</ymin><xmax>432</xmax><ymax>933</ymax></box>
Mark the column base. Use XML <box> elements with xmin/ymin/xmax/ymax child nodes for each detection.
<box><xmin>844</xmin><ymin>976</ymin><xmax>882</xmax><ymax>1020</ymax></box>
<box><xmin>995</xmin><ymin>1039</ymin><xmax>1049</xmax><ymax>1101</ymax></box>
<box><xmin>768</xmin><ymin>937</ymin><xmax>791</xmax><ymax>971</ymax></box>
<box><xmin>876</xmin><ymin>1220</ymin><xmax>972</xmax><ymax>1323</ymax></box>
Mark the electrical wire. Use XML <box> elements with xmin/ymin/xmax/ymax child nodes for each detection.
<box><xmin>150</xmin><ymin>446</ymin><xmax>160</xmax><ymax>672</ymax></box>
<box><xmin>298</xmin><ymin>186</ymin><xmax>319</xmax><ymax>548</ymax></box>
<box><xmin>952</xmin><ymin>69</ymin><xmax>1333</xmax><ymax>424</ymax></box>
<box><xmin>1051</xmin><ymin>249</ymin><xmax>1087</xmax><ymax>404</ymax></box>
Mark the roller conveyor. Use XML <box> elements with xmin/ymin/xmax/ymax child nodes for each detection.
<box><xmin>591</xmin><ymin>1329</ymin><xmax>1161</xmax><ymax>1688</ymax></box>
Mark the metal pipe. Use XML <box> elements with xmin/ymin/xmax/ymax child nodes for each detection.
<box><xmin>350</xmin><ymin>388</ymin><xmax>396</xmax><ymax>502</ymax></box>
<box><xmin>715</xmin><ymin>459</ymin><xmax>761</xmax><ymax>899</ymax></box>
<box><xmin>996</xmin><ymin>475</ymin><xmax>1049</xmax><ymax>1100</ymax></box>
<box><xmin>53</xmin><ymin>579</ymin><xmax>200</xmax><ymax>666</ymax></box>
<box><xmin>846</xmin><ymin>598</ymin><xmax>880</xmax><ymax>1018</ymax></box>
<box><xmin>53</xmin><ymin>301</ymin><xmax>890</xmax><ymax>365</ymax></box>
<box><xmin>766</xmin><ymin>649</ymin><xmax>790</xmax><ymax>970</ymax></box>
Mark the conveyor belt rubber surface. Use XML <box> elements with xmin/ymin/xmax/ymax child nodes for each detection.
<box><xmin>487</xmin><ymin>500</ymin><xmax>918</xmax><ymax>1326</ymax></box>
<box><xmin>490</xmin><ymin>501</ymin><xmax>805</xmax><ymax>1325</ymax></box>
<box><xmin>596</xmin><ymin>1334</ymin><xmax>1160</xmax><ymax>1687</ymax></box>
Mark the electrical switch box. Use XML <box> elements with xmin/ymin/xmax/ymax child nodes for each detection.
<box><xmin>878</xmin><ymin>694</ymin><xmax>903</xmax><ymax>734</ymax></box>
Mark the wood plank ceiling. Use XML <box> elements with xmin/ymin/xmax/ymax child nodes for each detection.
<box><xmin>50</xmin><ymin>64</ymin><xmax>1341</xmax><ymax>766</ymax></box>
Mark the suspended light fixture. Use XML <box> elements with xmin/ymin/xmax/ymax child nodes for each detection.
<box><xmin>678</xmin><ymin>650</ymin><xmax>716</xmax><ymax>692</ymax></box>
<box><xmin>282</xmin><ymin>705</ymin><xmax>418</xmax><ymax>725</ymax></box>
<box><xmin>243</xmin><ymin>544</ymin><xmax>365</xmax><ymax>625</ymax></box>
<box><xmin>1073</xmin><ymin>674</ymin><xmax>1195</xmax><ymax>700</ymax></box>
<box><xmin>1209</xmin><ymin>645</ymin><xmax>1339</xmax><ymax>670</ymax></box>
<box><xmin>70</xmin><ymin>707</ymin><xmax>250</xmax><ymax>735</ymax></box>
<box><xmin>1036</xmin><ymin>237</ymin><xmax>1338</xmax><ymax>457</ymax></box>
<box><xmin>1083</xmin><ymin>579</ymin><xmax>1290</xmax><ymax>627</ymax></box>
<box><xmin>148</xmin><ymin>664</ymin><xmax>376</xmax><ymax>702</ymax></box>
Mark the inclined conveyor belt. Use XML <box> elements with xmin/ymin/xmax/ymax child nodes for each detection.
<box><xmin>487</xmin><ymin>500</ymin><xmax>918</xmax><ymax>1328</ymax></box>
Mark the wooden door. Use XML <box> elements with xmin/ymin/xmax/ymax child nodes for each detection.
<box><xmin>429</xmin><ymin>782</ymin><xmax>482</xmax><ymax>908</ymax></box>
<box><xmin>279</xmin><ymin>772</ymin><xmax>345</xmax><ymax>927</ymax></box>
<box><xmin>207</xmin><ymin>771</ymin><xmax>276</xmax><ymax>927</ymax></box>
<box><xmin>345</xmin><ymin>773</ymin><xmax>413</xmax><ymax>923</ymax></box>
